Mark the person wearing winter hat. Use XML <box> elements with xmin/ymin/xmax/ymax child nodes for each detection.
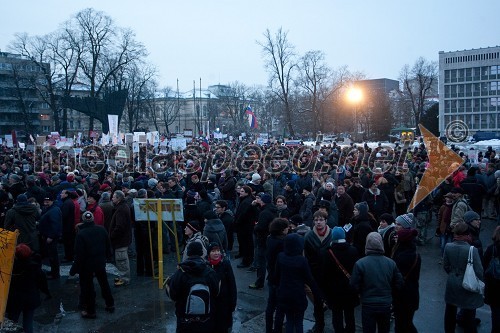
<box><xmin>395</xmin><ymin>213</ymin><xmax>415</xmax><ymax>230</ymax></box>
<box><xmin>350</xmin><ymin>232</ymin><xmax>404</xmax><ymax>333</ymax></box>
<box><xmin>4</xmin><ymin>194</ymin><xmax>40</xmax><ymax>252</ymax></box>
<box><xmin>248</xmin><ymin>173</ymin><xmax>265</xmax><ymax>194</ymax></box>
<box><xmin>147</xmin><ymin>178</ymin><xmax>158</xmax><ymax>189</ymax></box>
<box><xmin>391</xmin><ymin>227</ymin><xmax>421</xmax><ymax>333</ymax></box>
<box><xmin>299</xmin><ymin>183</ymin><xmax>315</xmax><ymax>227</ymax></box>
<box><xmin>206</xmin><ymin>241</ymin><xmax>237</xmax><ymax>333</ymax></box>
<box><xmin>183</xmin><ymin>220</ymin><xmax>209</xmax><ymax>262</ymax></box>
<box><xmin>166</xmin><ymin>240</ymin><xmax>220</xmax><ymax>333</ymax></box>
<box><xmin>378</xmin><ymin>213</ymin><xmax>397</xmax><ymax>257</ymax></box>
<box><xmin>6</xmin><ymin>243</ymin><xmax>51</xmax><ymax>333</ymax></box>
<box><xmin>70</xmin><ymin>210</ymin><xmax>114</xmax><ymax>319</ymax></box>
<box><xmin>324</xmin><ymin>227</ymin><xmax>359</xmax><ymax>333</ymax></box>
<box><xmin>463</xmin><ymin>210</ymin><xmax>483</xmax><ymax>259</ymax></box>
<box><xmin>351</xmin><ymin>201</ymin><xmax>376</xmax><ymax>257</ymax></box>
<box><xmin>443</xmin><ymin>221</ymin><xmax>484</xmax><ymax>333</ymax></box>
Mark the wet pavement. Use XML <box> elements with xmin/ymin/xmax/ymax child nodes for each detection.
<box><xmin>28</xmin><ymin>216</ymin><xmax>498</xmax><ymax>333</ymax></box>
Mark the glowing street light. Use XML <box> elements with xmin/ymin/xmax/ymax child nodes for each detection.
<box><xmin>347</xmin><ymin>87</ymin><xmax>363</xmax><ymax>138</ymax></box>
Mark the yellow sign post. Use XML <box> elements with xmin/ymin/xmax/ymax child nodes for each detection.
<box><xmin>133</xmin><ymin>199</ymin><xmax>183</xmax><ymax>289</ymax></box>
<box><xmin>0</xmin><ymin>228</ymin><xmax>19</xmax><ymax>324</ymax></box>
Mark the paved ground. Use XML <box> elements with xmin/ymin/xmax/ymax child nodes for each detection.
<box><xmin>24</xmin><ymin>215</ymin><xmax>498</xmax><ymax>333</ymax></box>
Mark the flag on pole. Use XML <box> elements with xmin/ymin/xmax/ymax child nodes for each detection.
<box><xmin>245</xmin><ymin>105</ymin><xmax>258</xmax><ymax>129</ymax></box>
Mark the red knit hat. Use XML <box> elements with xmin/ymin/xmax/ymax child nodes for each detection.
<box><xmin>16</xmin><ymin>243</ymin><xmax>32</xmax><ymax>259</ymax></box>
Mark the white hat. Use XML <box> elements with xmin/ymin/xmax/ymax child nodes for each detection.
<box><xmin>251</xmin><ymin>173</ymin><xmax>261</xmax><ymax>182</ymax></box>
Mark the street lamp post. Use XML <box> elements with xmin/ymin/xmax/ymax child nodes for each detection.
<box><xmin>347</xmin><ymin>87</ymin><xmax>362</xmax><ymax>141</ymax></box>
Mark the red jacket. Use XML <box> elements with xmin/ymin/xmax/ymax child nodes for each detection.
<box><xmin>86</xmin><ymin>202</ymin><xmax>105</xmax><ymax>227</ymax></box>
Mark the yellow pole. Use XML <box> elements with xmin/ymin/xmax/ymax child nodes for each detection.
<box><xmin>156</xmin><ymin>199</ymin><xmax>163</xmax><ymax>289</ymax></box>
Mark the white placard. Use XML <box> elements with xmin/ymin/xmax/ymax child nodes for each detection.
<box><xmin>132</xmin><ymin>142</ymin><xmax>140</xmax><ymax>153</ymax></box>
<box><xmin>133</xmin><ymin>199</ymin><xmax>184</xmax><ymax>222</ymax></box>
<box><xmin>108</xmin><ymin>114</ymin><xmax>119</xmax><ymax>135</ymax></box>
<box><xmin>170</xmin><ymin>138</ymin><xmax>187</xmax><ymax>151</ymax></box>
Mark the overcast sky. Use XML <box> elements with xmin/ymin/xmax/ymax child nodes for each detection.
<box><xmin>2</xmin><ymin>0</ymin><xmax>499</xmax><ymax>92</ymax></box>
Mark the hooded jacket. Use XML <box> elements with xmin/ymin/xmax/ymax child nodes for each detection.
<box><xmin>203</xmin><ymin>218</ymin><xmax>228</xmax><ymax>252</ymax></box>
<box><xmin>5</xmin><ymin>203</ymin><xmax>40</xmax><ymax>252</ymax></box>
<box><xmin>167</xmin><ymin>256</ymin><xmax>220</xmax><ymax>332</ymax></box>
<box><xmin>350</xmin><ymin>232</ymin><xmax>403</xmax><ymax>306</ymax></box>
<box><xmin>276</xmin><ymin>234</ymin><xmax>320</xmax><ymax>313</ymax></box>
<box><xmin>362</xmin><ymin>188</ymin><xmax>389</xmax><ymax>218</ymax></box>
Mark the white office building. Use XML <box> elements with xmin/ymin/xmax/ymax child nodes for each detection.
<box><xmin>439</xmin><ymin>46</ymin><xmax>500</xmax><ymax>136</ymax></box>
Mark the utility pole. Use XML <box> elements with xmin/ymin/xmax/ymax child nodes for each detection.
<box><xmin>177</xmin><ymin>78</ymin><xmax>180</xmax><ymax>134</ymax></box>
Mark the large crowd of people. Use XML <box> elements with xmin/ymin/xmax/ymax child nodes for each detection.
<box><xmin>1</xmin><ymin>138</ymin><xmax>500</xmax><ymax>333</ymax></box>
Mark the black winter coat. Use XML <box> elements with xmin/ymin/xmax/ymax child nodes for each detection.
<box><xmin>234</xmin><ymin>195</ymin><xmax>258</xmax><ymax>231</ymax></box>
<box><xmin>7</xmin><ymin>256</ymin><xmax>50</xmax><ymax>314</ymax></box>
<box><xmin>70</xmin><ymin>222</ymin><xmax>112</xmax><ymax>275</ymax></box>
<box><xmin>392</xmin><ymin>241</ymin><xmax>421</xmax><ymax>311</ymax></box>
<box><xmin>483</xmin><ymin>242</ymin><xmax>500</xmax><ymax>306</ymax></box>
<box><xmin>254</xmin><ymin>203</ymin><xmax>278</xmax><ymax>244</ymax></box>
<box><xmin>322</xmin><ymin>242</ymin><xmax>359</xmax><ymax>308</ymax></box>
<box><xmin>266</xmin><ymin>234</ymin><xmax>285</xmax><ymax>286</ymax></box>
<box><xmin>209</xmin><ymin>257</ymin><xmax>237</xmax><ymax>332</ymax></box>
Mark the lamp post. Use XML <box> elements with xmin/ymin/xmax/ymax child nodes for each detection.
<box><xmin>347</xmin><ymin>87</ymin><xmax>362</xmax><ymax>141</ymax></box>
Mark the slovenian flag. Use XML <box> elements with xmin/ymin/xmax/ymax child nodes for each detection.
<box><xmin>245</xmin><ymin>105</ymin><xmax>258</xmax><ymax>129</ymax></box>
<box><xmin>201</xmin><ymin>138</ymin><xmax>210</xmax><ymax>151</ymax></box>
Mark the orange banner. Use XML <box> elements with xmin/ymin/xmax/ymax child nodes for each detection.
<box><xmin>0</xmin><ymin>228</ymin><xmax>19</xmax><ymax>323</ymax></box>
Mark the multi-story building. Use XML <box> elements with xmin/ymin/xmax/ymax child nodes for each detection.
<box><xmin>0</xmin><ymin>52</ymin><xmax>51</xmax><ymax>137</ymax></box>
<box><xmin>439</xmin><ymin>46</ymin><xmax>500</xmax><ymax>136</ymax></box>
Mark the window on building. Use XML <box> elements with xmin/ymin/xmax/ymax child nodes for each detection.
<box><xmin>473</xmin><ymin>83</ymin><xmax>480</xmax><ymax>96</ymax></box>
<box><xmin>458</xmin><ymin>99</ymin><xmax>465</xmax><ymax>112</ymax></box>
<box><xmin>40</xmin><ymin>114</ymin><xmax>50</xmax><ymax>121</ymax></box>
<box><xmin>490</xmin><ymin>81</ymin><xmax>498</xmax><ymax>95</ymax></box>
<box><xmin>445</xmin><ymin>100</ymin><xmax>451</xmax><ymax>113</ymax></box>
<box><xmin>465</xmin><ymin>84</ymin><xmax>473</xmax><ymax>97</ymax></box>
<box><xmin>450</xmin><ymin>70</ymin><xmax>457</xmax><ymax>83</ymax></box>
<box><xmin>491</xmin><ymin>97</ymin><xmax>498</xmax><ymax>111</ymax></box>
<box><xmin>465</xmin><ymin>68</ymin><xmax>472</xmax><ymax>81</ymax></box>
<box><xmin>473</xmin><ymin>114</ymin><xmax>480</xmax><ymax>129</ymax></box>
<box><xmin>482</xmin><ymin>66</ymin><xmax>489</xmax><ymax>79</ymax></box>
<box><xmin>491</xmin><ymin>66</ymin><xmax>498</xmax><ymax>77</ymax></box>
<box><xmin>465</xmin><ymin>114</ymin><xmax>472</xmax><ymax>129</ymax></box>
<box><xmin>473</xmin><ymin>67</ymin><xmax>481</xmax><ymax>81</ymax></box>
<box><xmin>444</xmin><ymin>85</ymin><xmax>451</xmax><ymax>98</ymax></box>
<box><xmin>457</xmin><ymin>69</ymin><xmax>464</xmax><ymax>82</ymax></box>
<box><xmin>450</xmin><ymin>100</ymin><xmax>457</xmax><ymax>113</ymax></box>
<box><xmin>481</xmin><ymin>114</ymin><xmax>488</xmax><ymax>129</ymax></box>
<box><xmin>445</xmin><ymin>70</ymin><xmax>451</xmax><ymax>83</ymax></box>
<box><xmin>458</xmin><ymin>84</ymin><xmax>465</xmax><ymax>97</ymax></box>
<box><xmin>489</xmin><ymin>114</ymin><xmax>496</xmax><ymax>129</ymax></box>
<box><xmin>481</xmin><ymin>98</ymin><xmax>489</xmax><ymax>111</ymax></box>
<box><xmin>473</xmin><ymin>99</ymin><xmax>481</xmax><ymax>112</ymax></box>
<box><xmin>465</xmin><ymin>99</ymin><xmax>473</xmax><ymax>112</ymax></box>
<box><xmin>481</xmin><ymin>82</ymin><xmax>489</xmax><ymax>96</ymax></box>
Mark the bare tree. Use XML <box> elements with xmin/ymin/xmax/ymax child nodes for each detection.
<box><xmin>258</xmin><ymin>28</ymin><xmax>297</xmax><ymax>136</ymax></box>
<box><xmin>73</xmin><ymin>8</ymin><xmax>147</xmax><ymax>131</ymax></box>
<box><xmin>157</xmin><ymin>87</ymin><xmax>179</xmax><ymax>134</ymax></box>
<box><xmin>217</xmin><ymin>82</ymin><xmax>249</xmax><ymax>134</ymax></box>
<box><xmin>6</xmin><ymin>59</ymin><xmax>38</xmax><ymax>135</ymax></box>
<box><xmin>399</xmin><ymin>57</ymin><xmax>438</xmax><ymax>135</ymax></box>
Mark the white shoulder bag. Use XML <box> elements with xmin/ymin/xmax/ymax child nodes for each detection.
<box><xmin>462</xmin><ymin>246</ymin><xmax>485</xmax><ymax>294</ymax></box>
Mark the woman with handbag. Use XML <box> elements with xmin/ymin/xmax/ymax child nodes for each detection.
<box><xmin>443</xmin><ymin>222</ymin><xmax>484</xmax><ymax>333</ymax></box>
<box><xmin>322</xmin><ymin>227</ymin><xmax>359</xmax><ymax>333</ymax></box>
<box><xmin>483</xmin><ymin>226</ymin><xmax>500</xmax><ymax>333</ymax></box>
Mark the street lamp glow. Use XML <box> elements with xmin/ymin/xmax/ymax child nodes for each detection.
<box><xmin>347</xmin><ymin>87</ymin><xmax>362</xmax><ymax>103</ymax></box>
